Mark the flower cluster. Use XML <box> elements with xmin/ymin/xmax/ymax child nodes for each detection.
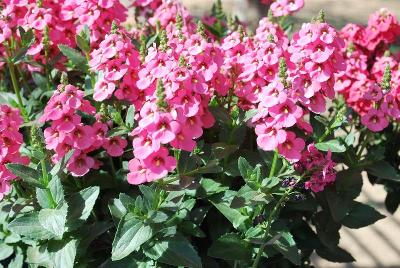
<box><xmin>269</xmin><ymin>0</ymin><xmax>305</xmax><ymax>17</ymax></box>
<box><xmin>296</xmin><ymin>144</ymin><xmax>336</xmax><ymax>192</ymax></box>
<box><xmin>0</xmin><ymin>105</ymin><xmax>29</xmax><ymax>200</ymax></box>
<box><xmin>90</xmin><ymin>25</ymin><xmax>141</xmax><ymax>102</ymax></box>
<box><xmin>0</xmin><ymin>0</ymin><xmax>127</xmax><ymax>72</ymax></box>
<box><xmin>337</xmin><ymin>9</ymin><xmax>400</xmax><ymax>132</ymax></box>
<box><xmin>40</xmin><ymin>83</ymin><xmax>127</xmax><ymax>176</ymax></box>
<box><xmin>127</xmin><ymin>27</ymin><xmax>220</xmax><ymax>184</ymax></box>
<box><xmin>242</xmin><ymin>16</ymin><xmax>346</xmax><ymax>162</ymax></box>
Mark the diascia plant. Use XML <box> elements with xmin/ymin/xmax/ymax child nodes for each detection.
<box><xmin>0</xmin><ymin>0</ymin><xmax>397</xmax><ymax>267</ymax></box>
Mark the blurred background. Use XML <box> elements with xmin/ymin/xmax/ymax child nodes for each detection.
<box><xmin>124</xmin><ymin>0</ymin><xmax>400</xmax><ymax>267</ymax></box>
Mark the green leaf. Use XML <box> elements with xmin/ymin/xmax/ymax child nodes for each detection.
<box><xmin>8</xmin><ymin>248</ymin><xmax>24</xmax><ymax>268</ymax></box>
<box><xmin>51</xmin><ymin>240</ymin><xmax>77</xmax><ymax>268</ymax></box>
<box><xmin>8</xmin><ymin>212</ymin><xmax>55</xmax><ymax>240</ymax></box>
<box><xmin>342</xmin><ymin>201</ymin><xmax>385</xmax><ymax>228</ymax></box>
<box><xmin>238</xmin><ymin>157</ymin><xmax>252</xmax><ymax>180</ymax></box>
<box><xmin>243</xmin><ymin>109</ymin><xmax>258</xmax><ymax>122</ymax></box>
<box><xmin>76</xmin><ymin>25</ymin><xmax>90</xmax><ymax>53</ymax></box>
<box><xmin>272</xmin><ymin>232</ymin><xmax>301</xmax><ymax>265</ymax></box>
<box><xmin>211</xmin><ymin>143</ymin><xmax>239</xmax><ymax>159</ymax></box>
<box><xmin>315</xmin><ymin>140</ymin><xmax>346</xmax><ymax>153</ymax></box>
<box><xmin>125</xmin><ymin>105</ymin><xmax>136</xmax><ymax>128</ymax></box>
<box><xmin>6</xmin><ymin>163</ymin><xmax>44</xmax><ymax>188</ymax></box>
<box><xmin>36</xmin><ymin>176</ymin><xmax>65</xmax><ymax>209</ymax></box>
<box><xmin>316</xmin><ymin>246</ymin><xmax>355</xmax><ymax>263</ymax></box>
<box><xmin>210</xmin><ymin>199</ymin><xmax>248</xmax><ymax>229</ymax></box>
<box><xmin>197</xmin><ymin>178</ymin><xmax>229</xmax><ymax>198</ymax></box>
<box><xmin>58</xmin><ymin>45</ymin><xmax>87</xmax><ymax>68</ymax></box>
<box><xmin>145</xmin><ymin>236</ymin><xmax>202</xmax><ymax>268</ymax></box>
<box><xmin>68</xmin><ymin>186</ymin><xmax>99</xmax><ymax>221</ymax></box>
<box><xmin>111</xmin><ymin>217</ymin><xmax>153</xmax><ymax>261</ymax></box>
<box><xmin>38</xmin><ymin>204</ymin><xmax>68</xmax><ymax>238</ymax></box>
<box><xmin>50</xmin><ymin>149</ymin><xmax>74</xmax><ymax>176</ymax></box>
<box><xmin>77</xmin><ymin>221</ymin><xmax>112</xmax><ymax>255</ymax></box>
<box><xmin>0</xmin><ymin>244</ymin><xmax>13</xmax><ymax>261</ymax></box>
<box><xmin>366</xmin><ymin>160</ymin><xmax>400</xmax><ymax>181</ymax></box>
<box><xmin>108</xmin><ymin>126</ymin><xmax>129</xmax><ymax>138</ymax></box>
<box><xmin>208</xmin><ymin>233</ymin><xmax>252</xmax><ymax>260</ymax></box>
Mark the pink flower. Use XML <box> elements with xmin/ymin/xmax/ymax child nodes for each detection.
<box><xmin>127</xmin><ymin>159</ymin><xmax>148</xmax><ymax>185</ymax></box>
<box><xmin>361</xmin><ymin>108</ymin><xmax>389</xmax><ymax>132</ymax></box>
<box><xmin>103</xmin><ymin>136</ymin><xmax>127</xmax><ymax>157</ymax></box>
<box><xmin>93</xmin><ymin>80</ymin><xmax>115</xmax><ymax>101</ymax></box>
<box><xmin>71</xmin><ymin>125</ymin><xmax>94</xmax><ymax>150</ymax></box>
<box><xmin>255</xmin><ymin>121</ymin><xmax>287</xmax><ymax>151</ymax></box>
<box><xmin>67</xmin><ymin>152</ymin><xmax>95</xmax><ymax>177</ymax></box>
<box><xmin>277</xmin><ymin>131</ymin><xmax>305</xmax><ymax>162</ymax></box>
<box><xmin>142</xmin><ymin>147</ymin><xmax>176</xmax><ymax>181</ymax></box>
<box><xmin>149</xmin><ymin>113</ymin><xmax>180</xmax><ymax>144</ymax></box>
<box><xmin>269</xmin><ymin>99</ymin><xmax>303</xmax><ymax>128</ymax></box>
<box><xmin>132</xmin><ymin>134</ymin><xmax>161</xmax><ymax>160</ymax></box>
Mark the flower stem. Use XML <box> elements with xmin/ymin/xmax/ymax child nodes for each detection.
<box><xmin>251</xmin><ymin>177</ymin><xmax>301</xmax><ymax>268</ymax></box>
<box><xmin>269</xmin><ymin>150</ymin><xmax>279</xmax><ymax>178</ymax></box>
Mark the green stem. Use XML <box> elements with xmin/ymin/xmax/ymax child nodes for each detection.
<box><xmin>5</xmin><ymin>45</ymin><xmax>28</xmax><ymax>120</ymax></box>
<box><xmin>251</xmin><ymin>177</ymin><xmax>301</xmax><ymax>268</ymax></box>
<box><xmin>41</xmin><ymin>159</ymin><xmax>57</xmax><ymax>208</ymax></box>
<box><xmin>269</xmin><ymin>150</ymin><xmax>279</xmax><ymax>178</ymax></box>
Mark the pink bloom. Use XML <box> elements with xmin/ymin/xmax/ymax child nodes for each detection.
<box><xmin>255</xmin><ymin>121</ymin><xmax>287</xmax><ymax>151</ymax></box>
<box><xmin>93</xmin><ymin>80</ymin><xmax>115</xmax><ymax>101</ymax></box>
<box><xmin>149</xmin><ymin>113</ymin><xmax>180</xmax><ymax>144</ymax></box>
<box><xmin>277</xmin><ymin>131</ymin><xmax>305</xmax><ymax>162</ymax></box>
<box><xmin>67</xmin><ymin>152</ymin><xmax>95</xmax><ymax>177</ymax></box>
<box><xmin>143</xmin><ymin>147</ymin><xmax>176</xmax><ymax>181</ymax></box>
<box><xmin>361</xmin><ymin>108</ymin><xmax>389</xmax><ymax>132</ymax></box>
<box><xmin>103</xmin><ymin>136</ymin><xmax>127</xmax><ymax>157</ymax></box>
<box><xmin>269</xmin><ymin>99</ymin><xmax>303</xmax><ymax>128</ymax></box>
<box><xmin>71</xmin><ymin>125</ymin><xmax>94</xmax><ymax>150</ymax></box>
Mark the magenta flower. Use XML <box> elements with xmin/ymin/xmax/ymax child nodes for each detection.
<box><xmin>104</xmin><ymin>136</ymin><xmax>127</xmax><ymax>157</ymax></box>
<box><xmin>67</xmin><ymin>152</ymin><xmax>95</xmax><ymax>177</ymax></box>
<box><xmin>361</xmin><ymin>108</ymin><xmax>389</xmax><ymax>132</ymax></box>
<box><xmin>142</xmin><ymin>147</ymin><xmax>176</xmax><ymax>181</ymax></box>
<box><xmin>277</xmin><ymin>132</ymin><xmax>305</xmax><ymax>162</ymax></box>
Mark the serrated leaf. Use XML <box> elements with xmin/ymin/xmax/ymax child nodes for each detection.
<box><xmin>51</xmin><ymin>239</ymin><xmax>77</xmax><ymax>268</ymax></box>
<box><xmin>8</xmin><ymin>212</ymin><xmax>55</xmax><ymax>240</ymax></box>
<box><xmin>145</xmin><ymin>236</ymin><xmax>202</xmax><ymax>268</ymax></box>
<box><xmin>58</xmin><ymin>44</ymin><xmax>87</xmax><ymax>69</ymax></box>
<box><xmin>208</xmin><ymin>233</ymin><xmax>252</xmax><ymax>260</ymax></box>
<box><xmin>111</xmin><ymin>217</ymin><xmax>152</xmax><ymax>260</ymax></box>
<box><xmin>36</xmin><ymin>176</ymin><xmax>65</xmax><ymax>209</ymax></box>
<box><xmin>66</xmin><ymin>186</ymin><xmax>100</xmax><ymax>230</ymax></box>
<box><xmin>6</xmin><ymin>163</ymin><xmax>44</xmax><ymax>188</ymax></box>
<box><xmin>50</xmin><ymin>149</ymin><xmax>74</xmax><ymax>176</ymax></box>
<box><xmin>38</xmin><ymin>204</ymin><xmax>68</xmax><ymax>238</ymax></box>
<box><xmin>210</xmin><ymin>200</ymin><xmax>248</xmax><ymax>229</ymax></box>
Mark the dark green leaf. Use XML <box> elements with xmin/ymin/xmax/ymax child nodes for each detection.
<box><xmin>366</xmin><ymin>161</ymin><xmax>400</xmax><ymax>181</ymax></box>
<box><xmin>210</xmin><ymin>199</ymin><xmax>248</xmax><ymax>229</ymax></box>
<box><xmin>6</xmin><ymin>163</ymin><xmax>44</xmax><ymax>188</ymax></box>
<box><xmin>316</xmin><ymin>246</ymin><xmax>355</xmax><ymax>263</ymax></box>
<box><xmin>145</xmin><ymin>236</ymin><xmax>202</xmax><ymax>268</ymax></box>
<box><xmin>67</xmin><ymin>186</ymin><xmax>100</xmax><ymax>229</ymax></box>
<box><xmin>342</xmin><ymin>201</ymin><xmax>385</xmax><ymax>228</ymax></box>
<box><xmin>50</xmin><ymin>149</ymin><xmax>74</xmax><ymax>176</ymax></box>
<box><xmin>36</xmin><ymin>175</ymin><xmax>65</xmax><ymax>209</ymax></box>
<box><xmin>208</xmin><ymin>233</ymin><xmax>252</xmax><ymax>261</ymax></box>
<box><xmin>272</xmin><ymin>232</ymin><xmax>301</xmax><ymax>265</ymax></box>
